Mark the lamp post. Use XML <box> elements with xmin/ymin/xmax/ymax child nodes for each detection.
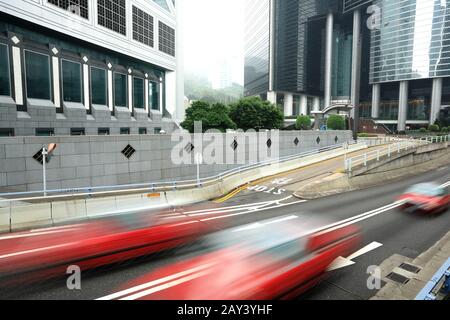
<box><xmin>42</xmin><ymin>143</ymin><xmax>57</xmax><ymax>197</ymax></box>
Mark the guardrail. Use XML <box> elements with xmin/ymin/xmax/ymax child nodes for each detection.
<box><xmin>345</xmin><ymin>135</ymin><xmax>449</xmax><ymax>172</ymax></box>
<box><xmin>0</xmin><ymin>141</ymin><xmax>357</xmax><ymax>205</ymax></box>
<box><xmin>415</xmin><ymin>258</ymin><xmax>450</xmax><ymax>300</ymax></box>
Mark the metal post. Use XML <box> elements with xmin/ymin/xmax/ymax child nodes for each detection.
<box><xmin>364</xmin><ymin>153</ymin><xmax>367</xmax><ymax>166</ymax></box>
<box><xmin>377</xmin><ymin>150</ymin><xmax>380</xmax><ymax>161</ymax></box>
<box><xmin>388</xmin><ymin>145</ymin><xmax>391</xmax><ymax>157</ymax></box>
<box><xmin>42</xmin><ymin>147</ymin><xmax>47</xmax><ymax>197</ymax></box>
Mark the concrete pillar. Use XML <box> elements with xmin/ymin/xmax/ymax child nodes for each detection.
<box><xmin>11</xmin><ymin>45</ymin><xmax>23</xmax><ymax>106</ymax></box>
<box><xmin>269</xmin><ymin>0</ymin><xmax>276</xmax><ymax>91</ymax></box>
<box><xmin>52</xmin><ymin>56</ymin><xmax>60</xmax><ymax>108</ymax></box>
<box><xmin>324</xmin><ymin>12</ymin><xmax>334</xmax><ymax>110</ymax></box>
<box><xmin>351</xmin><ymin>9</ymin><xmax>362</xmax><ymax>118</ymax></box>
<box><xmin>267</xmin><ymin>91</ymin><xmax>277</xmax><ymax>104</ymax></box>
<box><xmin>371</xmin><ymin>83</ymin><xmax>381</xmax><ymax>119</ymax></box>
<box><xmin>430</xmin><ymin>77</ymin><xmax>443</xmax><ymax>124</ymax></box>
<box><xmin>284</xmin><ymin>93</ymin><xmax>294</xmax><ymax>116</ymax></box>
<box><xmin>175</xmin><ymin>0</ymin><xmax>186</xmax><ymax>121</ymax></box>
<box><xmin>300</xmin><ymin>95</ymin><xmax>308</xmax><ymax>115</ymax></box>
<box><xmin>313</xmin><ymin>97</ymin><xmax>320</xmax><ymax>112</ymax></box>
<box><xmin>398</xmin><ymin>81</ymin><xmax>409</xmax><ymax>132</ymax></box>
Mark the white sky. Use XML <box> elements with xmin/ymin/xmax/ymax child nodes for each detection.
<box><xmin>181</xmin><ymin>0</ymin><xmax>245</xmax><ymax>85</ymax></box>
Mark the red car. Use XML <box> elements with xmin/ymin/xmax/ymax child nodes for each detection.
<box><xmin>0</xmin><ymin>209</ymin><xmax>221</xmax><ymax>287</ymax></box>
<box><xmin>398</xmin><ymin>183</ymin><xmax>450</xmax><ymax>214</ymax></box>
<box><xmin>103</xmin><ymin>216</ymin><xmax>361</xmax><ymax>300</ymax></box>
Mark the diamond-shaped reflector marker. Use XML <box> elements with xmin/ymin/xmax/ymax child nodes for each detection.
<box><xmin>316</xmin><ymin>137</ymin><xmax>321</xmax><ymax>144</ymax></box>
<box><xmin>335</xmin><ymin>136</ymin><xmax>339</xmax><ymax>143</ymax></box>
<box><xmin>294</xmin><ymin>137</ymin><xmax>300</xmax><ymax>146</ymax></box>
<box><xmin>52</xmin><ymin>47</ymin><xmax>59</xmax><ymax>55</ymax></box>
<box><xmin>184</xmin><ymin>143</ymin><xmax>195</xmax><ymax>153</ymax></box>
<box><xmin>122</xmin><ymin>145</ymin><xmax>136</xmax><ymax>159</ymax></box>
<box><xmin>231</xmin><ymin>139</ymin><xmax>238</xmax><ymax>151</ymax></box>
<box><xmin>267</xmin><ymin>139</ymin><xmax>272</xmax><ymax>148</ymax></box>
<box><xmin>11</xmin><ymin>36</ymin><xmax>20</xmax><ymax>45</ymax></box>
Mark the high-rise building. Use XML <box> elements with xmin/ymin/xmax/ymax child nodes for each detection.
<box><xmin>244</xmin><ymin>0</ymin><xmax>450</xmax><ymax>132</ymax></box>
<box><xmin>0</xmin><ymin>0</ymin><xmax>183</xmax><ymax>136</ymax></box>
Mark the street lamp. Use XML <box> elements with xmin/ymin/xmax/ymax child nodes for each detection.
<box><xmin>42</xmin><ymin>143</ymin><xmax>57</xmax><ymax>197</ymax></box>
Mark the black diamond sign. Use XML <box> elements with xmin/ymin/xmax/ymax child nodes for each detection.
<box><xmin>122</xmin><ymin>145</ymin><xmax>136</xmax><ymax>159</ymax></box>
<box><xmin>335</xmin><ymin>136</ymin><xmax>339</xmax><ymax>143</ymax></box>
<box><xmin>231</xmin><ymin>139</ymin><xmax>238</xmax><ymax>151</ymax></box>
<box><xmin>316</xmin><ymin>137</ymin><xmax>321</xmax><ymax>144</ymax></box>
<box><xmin>267</xmin><ymin>139</ymin><xmax>272</xmax><ymax>148</ymax></box>
<box><xmin>184</xmin><ymin>143</ymin><xmax>195</xmax><ymax>153</ymax></box>
<box><xmin>33</xmin><ymin>149</ymin><xmax>49</xmax><ymax>165</ymax></box>
<box><xmin>294</xmin><ymin>138</ymin><xmax>300</xmax><ymax>146</ymax></box>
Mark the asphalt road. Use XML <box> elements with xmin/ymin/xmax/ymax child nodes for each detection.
<box><xmin>3</xmin><ymin>155</ymin><xmax>450</xmax><ymax>300</ymax></box>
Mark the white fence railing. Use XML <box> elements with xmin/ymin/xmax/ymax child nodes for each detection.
<box><xmin>345</xmin><ymin>135</ymin><xmax>449</xmax><ymax>172</ymax></box>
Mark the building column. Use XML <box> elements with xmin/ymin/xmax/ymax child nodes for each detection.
<box><xmin>107</xmin><ymin>68</ymin><xmax>113</xmax><ymax>112</ymax></box>
<box><xmin>313</xmin><ymin>97</ymin><xmax>320</xmax><ymax>112</ymax></box>
<box><xmin>398</xmin><ymin>81</ymin><xmax>409</xmax><ymax>132</ymax></box>
<box><xmin>83</xmin><ymin>59</ymin><xmax>90</xmax><ymax>110</ymax></box>
<box><xmin>10</xmin><ymin>37</ymin><xmax>24</xmax><ymax>106</ymax></box>
<box><xmin>430</xmin><ymin>77</ymin><xmax>443</xmax><ymax>124</ymax></box>
<box><xmin>51</xmin><ymin>54</ymin><xmax>61</xmax><ymax>108</ymax></box>
<box><xmin>283</xmin><ymin>93</ymin><xmax>293</xmax><ymax>116</ymax></box>
<box><xmin>324</xmin><ymin>12</ymin><xmax>334</xmax><ymax>110</ymax></box>
<box><xmin>371</xmin><ymin>84</ymin><xmax>380</xmax><ymax>119</ymax></box>
<box><xmin>300</xmin><ymin>95</ymin><xmax>308</xmax><ymax>115</ymax></box>
<box><xmin>267</xmin><ymin>91</ymin><xmax>277</xmax><ymax>104</ymax></box>
<box><xmin>351</xmin><ymin>9</ymin><xmax>362</xmax><ymax>118</ymax></box>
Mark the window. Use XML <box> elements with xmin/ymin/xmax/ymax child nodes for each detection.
<box><xmin>36</xmin><ymin>128</ymin><xmax>55</xmax><ymax>136</ymax></box>
<box><xmin>0</xmin><ymin>128</ymin><xmax>14</xmax><ymax>137</ymax></box>
<box><xmin>98</xmin><ymin>0</ymin><xmax>127</xmax><ymax>36</ymax></box>
<box><xmin>149</xmin><ymin>81</ymin><xmax>160</xmax><ymax>111</ymax></box>
<box><xmin>71</xmin><ymin>128</ymin><xmax>85</xmax><ymax>136</ymax></box>
<box><xmin>62</xmin><ymin>60</ymin><xmax>82</xmax><ymax>103</ymax></box>
<box><xmin>153</xmin><ymin>0</ymin><xmax>170</xmax><ymax>12</ymax></box>
<box><xmin>47</xmin><ymin>0</ymin><xmax>89</xmax><ymax>19</ymax></box>
<box><xmin>133</xmin><ymin>77</ymin><xmax>144</xmax><ymax>109</ymax></box>
<box><xmin>91</xmin><ymin>67</ymin><xmax>107</xmax><ymax>105</ymax></box>
<box><xmin>139</xmin><ymin>128</ymin><xmax>147</xmax><ymax>135</ymax></box>
<box><xmin>114</xmin><ymin>73</ymin><xmax>127</xmax><ymax>107</ymax></box>
<box><xmin>0</xmin><ymin>44</ymin><xmax>11</xmax><ymax>97</ymax></box>
<box><xmin>154</xmin><ymin>127</ymin><xmax>162</xmax><ymax>134</ymax></box>
<box><xmin>98</xmin><ymin>128</ymin><xmax>110</xmax><ymax>135</ymax></box>
<box><xmin>132</xmin><ymin>6</ymin><xmax>154</xmax><ymax>47</ymax></box>
<box><xmin>25</xmin><ymin>50</ymin><xmax>51</xmax><ymax>100</ymax></box>
<box><xmin>120</xmin><ymin>128</ymin><xmax>130</xmax><ymax>135</ymax></box>
<box><xmin>158</xmin><ymin>21</ymin><xmax>175</xmax><ymax>56</ymax></box>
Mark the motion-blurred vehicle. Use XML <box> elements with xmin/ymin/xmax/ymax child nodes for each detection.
<box><xmin>398</xmin><ymin>183</ymin><xmax>450</xmax><ymax>214</ymax></box>
<box><xmin>112</xmin><ymin>216</ymin><xmax>361</xmax><ymax>300</ymax></box>
<box><xmin>0</xmin><ymin>209</ymin><xmax>222</xmax><ymax>287</ymax></box>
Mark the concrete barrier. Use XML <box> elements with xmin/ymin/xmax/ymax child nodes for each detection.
<box><xmin>0</xmin><ymin>207</ymin><xmax>10</xmax><ymax>233</ymax></box>
<box><xmin>11</xmin><ymin>203</ymin><xmax>52</xmax><ymax>231</ymax></box>
<box><xmin>86</xmin><ymin>196</ymin><xmax>118</xmax><ymax>218</ymax></box>
<box><xmin>52</xmin><ymin>199</ymin><xmax>88</xmax><ymax>223</ymax></box>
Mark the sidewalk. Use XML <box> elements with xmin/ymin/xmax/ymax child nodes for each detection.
<box><xmin>371</xmin><ymin>231</ymin><xmax>450</xmax><ymax>300</ymax></box>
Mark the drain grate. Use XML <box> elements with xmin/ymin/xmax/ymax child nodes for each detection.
<box><xmin>386</xmin><ymin>272</ymin><xmax>410</xmax><ymax>285</ymax></box>
<box><xmin>399</xmin><ymin>263</ymin><xmax>421</xmax><ymax>274</ymax></box>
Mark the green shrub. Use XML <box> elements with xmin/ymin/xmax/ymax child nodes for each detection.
<box><xmin>428</xmin><ymin>124</ymin><xmax>440</xmax><ymax>132</ymax></box>
<box><xmin>295</xmin><ymin>115</ymin><xmax>312</xmax><ymax>130</ymax></box>
<box><xmin>441</xmin><ymin>127</ymin><xmax>449</xmax><ymax>133</ymax></box>
<box><xmin>327</xmin><ymin>115</ymin><xmax>346</xmax><ymax>130</ymax></box>
<box><xmin>419</xmin><ymin>127</ymin><xmax>428</xmax><ymax>133</ymax></box>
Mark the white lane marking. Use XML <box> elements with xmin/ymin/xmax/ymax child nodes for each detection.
<box><xmin>199</xmin><ymin>200</ymin><xmax>308</xmax><ymax>222</ymax></box>
<box><xmin>0</xmin><ymin>228</ymin><xmax>80</xmax><ymax>241</ymax></box>
<box><xmin>440</xmin><ymin>180</ymin><xmax>450</xmax><ymax>188</ymax></box>
<box><xmin>0</xmin><ymin>243</ymin><xmax>76</xmax><ymax>260</ymax></box>
<box><xmin>438</xmin><ymin>167</ymin><xmax>448</xmax><ymax>172</ymax></box>
<box><xmin>232</xmin><ymin>215</ymin><xmax>299</xmax><ymax>233</ymax></box>
<box><xmin>121</xmin><ymin>270</ymin><xmax>211</xmax><ymax>300</ymax></box>
<box><xmin>327</xmin><ymin>242</ymin><xmax>383</xmax><ymax>272</ymax></box>
<box><xmin>97</xmin><ymin>263</ymin><xmax>215</xmax><ymax>300</ymax></box>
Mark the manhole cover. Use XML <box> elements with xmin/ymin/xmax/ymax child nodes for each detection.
<box><xmin>386</xmin><ymin>272</ymin><xmax>410</xmax><ymax>285</ymax></box>
<box><xmin>399</xmin><ymin>263</ymin><xmax>421</xmax><ymax>274</ymax></box>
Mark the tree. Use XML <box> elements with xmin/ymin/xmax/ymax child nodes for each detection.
<box><xmin>181</xmin><ymin>101</ymin><xmax>237</xmax><ymax>133</ymax></box>
<box><xmin>229</xmin><ymin>97</ymin><xmax>284</xmax><ymax>131</ymax></box>
<box><xmin>327</xmin><ymin>115</ymin><xmax>346</xmax><ymax>130</ymax></box>
<box><xmin>295</xmin><ymin>115</ymin><xmax>312</xmax><ymax>130</ymax></box>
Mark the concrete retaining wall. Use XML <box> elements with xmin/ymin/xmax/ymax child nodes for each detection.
<box><xmin>0</xmin><ymin>131</ymin><xmax>353</xmax><ymax>192</ymax></box>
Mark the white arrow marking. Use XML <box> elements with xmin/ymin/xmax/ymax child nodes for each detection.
<box><xmin>327</xmin><ymin>242</ymin><xmax>383</xmax><ymax>272</ymax></box>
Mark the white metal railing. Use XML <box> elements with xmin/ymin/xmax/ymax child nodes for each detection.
<box><xmin>345</xmin><ymin>135</ymin><xmax>449</xmax><ymax>172</ymax></box>
<box><xmin>0</xmin><ymin>142</ymin><xmax>358</xmax><ymax>205</ymax></box>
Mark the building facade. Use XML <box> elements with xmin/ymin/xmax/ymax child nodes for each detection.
<box><xmin>0</xmin><ymin>0</ymin><xmax>183</xmax><ymax>137</ymax></box>
<box><xmin>244</xmin><ymin>0</ymin><xmax>450</xmax><ymax>132</ymax></box>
